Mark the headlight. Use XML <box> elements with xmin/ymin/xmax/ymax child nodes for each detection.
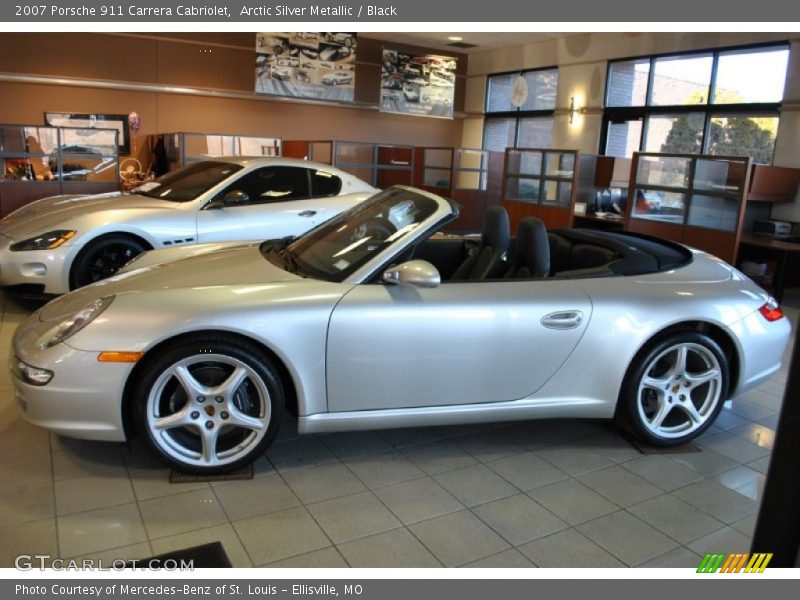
<box><xmin>42</xmin><ymin>296</ymin><xmax>114</xmax><ymax>348</ymax></box>
<box><xmin>11</xmin><ymin>357</ymin><xmax>53</xmax><ymax>386</ymax></box>
<box><xmin>10</xmin><ymin>230</ymin><xmax>76</xmax><ymax>251</ymax></box>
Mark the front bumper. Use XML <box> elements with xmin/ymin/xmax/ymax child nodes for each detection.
<box><xmin>0</xmin><ymin>234</ymin><xmax>77</xmax><ymax>295</ymax></box>
<box><xmin>11</xmin><ymin>313</ymin><xmax>133</xmax><ymax>441</ymax></box>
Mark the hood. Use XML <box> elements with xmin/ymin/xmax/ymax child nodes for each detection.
<box><xmin>38</xmin><ymin>244</ymin><xmax>302</xmax><ymax>321</ymax></box>
<box><xmin>117</xmin><ymin>241</ymin><xmax>255</xmax><ymax>273</ymax></box>
<box><xmin>0</xmin><ymin>192</ymin><xmax>181</xmax><ymax>240</ymax></box>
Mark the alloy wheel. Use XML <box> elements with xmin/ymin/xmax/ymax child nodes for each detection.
<box><xmin>145</xmin><ymin>353</ymin><xmax>271</xmax><ymax>468</ymax></box>
<box><xmin>636</xmin><ymin>342</ymin><xmax>723</xmax><ymax>439</ymax></box>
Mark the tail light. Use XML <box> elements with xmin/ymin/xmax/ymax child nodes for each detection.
<box><xmin>759</xmin><ymin>299</ymin><xmax>785</xmax><ymax>322</ymax></box>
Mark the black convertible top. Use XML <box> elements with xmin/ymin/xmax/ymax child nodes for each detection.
<box><xmin>547</xmin><ymin>228</ymin><xmax>693</xmax><ymax>278</ymax></box>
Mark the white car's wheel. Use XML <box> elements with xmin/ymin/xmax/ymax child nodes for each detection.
<box><xmin>134</xmin><ymin>335</ymin><xmax>283</xmax><ymax>473</ymax></box>
<box><xmin>71</xmin><ymin>234</ymin><xmax>148</xmax><ymax>289</ymax></box>
<box><xmin>617</xmin><ymin>332</ymin><xmax>728</xmax><ymax>446</ymax></box>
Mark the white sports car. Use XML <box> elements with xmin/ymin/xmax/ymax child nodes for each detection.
<box><xmin>10</xmin><ymin>186</ymin><xmax>791</xmax><ymax>474</ymax></box>
<box><xmin>0</xmin><ymin>157</ymin><xmax>376</xmax><ymax>295</ymax></box>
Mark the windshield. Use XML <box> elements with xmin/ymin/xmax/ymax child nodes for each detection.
<box><xmin>266</xmin><ymin>188</ymin><xmax>442</xmax><ymax>282</ymax></box>
<box><xmin>133</xmin><ymin>161</ymin><xmax>243</xmax><ymax>202</ymax></box>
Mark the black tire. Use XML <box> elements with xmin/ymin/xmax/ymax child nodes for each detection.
<box><xmin>132</xmin><ymin>334</ymin><xmax>284</xmax><ymax>474</ymax></box>
<box><xmin>70</xmin><ymin>234</ymin><xmax>148</xmax><ymax>289</ymax></box>
<box><xmin>616</xmin><ymin>331</ymin><xmax>729</xmax><ymax>446</ymax></box>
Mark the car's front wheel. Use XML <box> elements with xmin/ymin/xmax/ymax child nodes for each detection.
<box><xmin>133</xmin><ymin>334</ymin><xmax>284</xmax><ymax>474</ymax></box>
<box><xmin>71</xmin><ymin>234</ymin><xmax>148</xmax><ymax>289</ymax></box>
<box><xmin>617</xmin><ymin>332</ymin><xmax>728</xmax><ymax>446</ymax></box>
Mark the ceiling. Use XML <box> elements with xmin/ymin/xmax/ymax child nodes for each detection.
<box><xmin>359</xmin><ymin>32</ymin><xmax>572</xmax><ymax>54</ymax></box>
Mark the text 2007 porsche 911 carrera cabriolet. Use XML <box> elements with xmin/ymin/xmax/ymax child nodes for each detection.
<box><xmin>10</xmin><ymin>186</ymin><xmax>791</xmax><ymax>473</ymax></box>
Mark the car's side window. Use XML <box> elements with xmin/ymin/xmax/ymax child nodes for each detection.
<box><xmin>310</xmin><ymin>169</ymin><xmax>342</xmax><ymax>198</ymax></box>
<box><xmin>218</xmin><ymin>166</ymin><xmax>311</xmax><ymax>205</ymax></box>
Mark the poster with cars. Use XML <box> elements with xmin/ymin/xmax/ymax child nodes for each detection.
<box><xmin>255</xmin><ymin>33</ymin><xmax>356</xmax><ymax>103</ymax></box>
<box><xmin>380</xmin><ymin>49</ymin><xmax>457</xmax><ymax>118</ymax></box>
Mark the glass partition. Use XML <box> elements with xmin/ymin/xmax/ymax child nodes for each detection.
<box><xmin>160</xmin><ymin>132</ymin><xmax>282</xmax><ymax>167</ymax></box>
<box><xmin>0</xmin><ymin>123</ymin><xmax>120</xmax><ymax>216</ymax></box>
<box><xmin>309</xmin><ymin>141</ymin><xmax>333</xmax><ymax>164</ymax></box>
<box><xmin>422</xmin><ymin>148</ymin><xmax>453</xmax><ymax>188</ymax></box>
<box><xmin>504</xmin><ymin>148</ymin><xmax>577</xmax><ymax>208</ymax></box>
<box><xmin>333</xmin><ymin>142</ymin><xmax>414</xmax><ymax>187</ymax></box>
<box><xmin>454</xmin><ymin>148</ymin><xmax>488</xmax><ymax>190</ymax></box>
<box><xmin>1</xmin><ymin>124</ymin><xmax>118</xmax><ymax>184</ymax></box>
<box><xmin>631</xmin><ymin>152</ymin><xmax>749</xmax><ymax>231</ymax></box>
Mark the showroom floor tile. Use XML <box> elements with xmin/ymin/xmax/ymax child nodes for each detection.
<box><xmin>0</xmin><ymin>292</ymin><xmax>795</xmax><ymax>568</ymax></box>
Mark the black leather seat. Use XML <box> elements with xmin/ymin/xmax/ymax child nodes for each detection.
<box><xmin>451</xmin><ymin>205</ymin><xmax>510</xmax><ymax>280</ymax></box>
<box><xmin>505</xmin><ymin>217</ymin><xmax>550</xmax><ymax>279</ymax></box>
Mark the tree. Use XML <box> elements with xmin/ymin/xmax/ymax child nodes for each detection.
<box><xmin>660</xmin><ymin>113</ymin><xmax>705</xmax><ymax>154</ymax></box>
<box><xmin>659</xmin><ymin>90</ymin><xmax>777</xmax><ymax>164</ymax></box>
<box><xmin>705</xmin><ymin>117</ymin><xmax>776</xmax><ymax>164</ymax></box>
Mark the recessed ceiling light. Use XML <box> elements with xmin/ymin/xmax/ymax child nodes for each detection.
<box><xmin>447</xmin><ymin>36</ymin><xmax>463</xmax><ymax>42</ymax></box>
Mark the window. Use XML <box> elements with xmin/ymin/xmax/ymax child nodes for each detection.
<box><xmin>602</xmin><ymin>44</ymin><xmax>789</xmax><ymax>165</ymax></box>
<box><xmin>483</xmin><ymin>68</ymin><xmax>557</xmax><ymax>151</ymax></box>
<box><xmin>483</xmin><ymin>118</ymin><xmax>516</xmax><ymax>153</ymax></box>
<box><xmin>219</xmin><ymin>166</ymin><xmax>310</xmax><ymax>205</ymax></box>
<box><xmin>136</xmin><ymin>161</ymin><xmax>243</xmax><ymax>203</ymax></box>
<box><xmin>283</xmin><ymin>187</ymin><xmax>440</xmax><ymax>282</ymax></box>
<box><xmin>651</xmin><ymin>54</ymin><xmax>713</xmax><ymax>106</ymax></box>
<box><xmin>311</xmin><ymin>169</ymin><xmax>342</xmax><ymax>197</ymax></box>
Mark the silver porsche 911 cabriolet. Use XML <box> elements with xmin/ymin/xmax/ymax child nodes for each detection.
<box><xmin>10</xmin><ymin>186</ymin><xmax>791</xmax><ymax>473</ymax></box>
<box><xmin>0</xmin><ymin>157</ymin><xmax>376</xmax><ymax>295</ymax></box>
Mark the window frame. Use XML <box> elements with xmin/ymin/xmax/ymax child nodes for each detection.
<box><xmin>483</xmin><ymin>66</ymin><xmax>558</xmax><ymax>151</ymax></box>
<box><xmin>600</xmin><ymin>42</ymin><xmax>789</xmax><ymax>164</ymax></box>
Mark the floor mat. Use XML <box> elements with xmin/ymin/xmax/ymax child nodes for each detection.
<box><xmin>128</xmin><ymin>542</ymin><xmax>232</xmax><ymax>568</ymax></box>
<box><xmin>622</xmin><ymin>432</ymin><xmax>701</xmax><ymax>454</ymax></box>
<box><xmin>170</xmin><ymin>463</ymin><xmax>254</xmax><ymax>483</ymax></box>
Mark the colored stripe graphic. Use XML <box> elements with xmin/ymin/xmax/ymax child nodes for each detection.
<box><xmin>745</xmin><ymin>553</ymin><xmax>773</xmax><ymax>573</ymax></box>
<box><xmin>696</xmin><ymin>552</ymin><xmax>773</xmax><ymax>573</ymax></box>
<box><xmin>697</xmin><ymin>553</ymin><xmax>726</xmax><ymax>573</ymax></box>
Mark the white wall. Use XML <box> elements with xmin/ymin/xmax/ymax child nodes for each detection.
<box><xmin>461</xmin><ymin>32</ymin><xmax>800</xmax><ymax>216</ymax></box>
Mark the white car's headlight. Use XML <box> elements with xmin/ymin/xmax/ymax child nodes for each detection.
<box><xmin>10</xmin><ymin>230</ymin><xmax>76</xmax><ymax>251</ymax></box>
<box><xmin>11</xmin><ymin>357</ymin><xmax>53</xmax><ymax>386</ymax></box>
<box><xmin>42</xmin><ymin>296</ymin><xmax>114</xmax><ymax>348</ymax></box>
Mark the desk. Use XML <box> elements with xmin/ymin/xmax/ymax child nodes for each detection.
<box><xmin>738</xmin><ymin>233</ymin><xmax>800</xmax><ymax>302</ymax></box>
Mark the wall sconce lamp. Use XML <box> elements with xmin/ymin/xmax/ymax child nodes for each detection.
<box><xmin>569</xmin><ymin>96</ymin><xmax>584</xmax><ymax>125</ymax></box>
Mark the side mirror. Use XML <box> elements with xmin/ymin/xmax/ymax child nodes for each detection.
<box><xmin>222</xmin><ymin>190</ymin><xmax>250</xmax><ymax>207</ymax></box>
<box><xmin>382</xmin><ymin>260</ymin><xmax>440</xmax><ymax>289</ymax></box>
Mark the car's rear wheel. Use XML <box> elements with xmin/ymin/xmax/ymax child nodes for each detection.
<box><xmin>71</xmin><ymin>234</ymin><xmax>148</xmax><ymax>289</ymax></box>
<box><xmin>133</xmin><ymin>335</ymin><xmax>284</xmax><ymax>474</ymax></box>
<box><xmin>617</xmin><ymin>332</ymin><xmax>728</xmax><ymax>446</ymax></box>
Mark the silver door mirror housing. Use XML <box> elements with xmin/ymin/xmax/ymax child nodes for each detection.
<box><xmin>382</xmin><ymin>260</ymin><xmax>441</xmax><ymax>288</ymax></box>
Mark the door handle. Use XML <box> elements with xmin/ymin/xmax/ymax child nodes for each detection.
<box><xmin>541</xmin><ymin>311</ymin><xmax>584</xmax><ymax>330</ymax></box>
<box><xmin>298</xmin><ymin>210</ymin><xmax>317</xmax><ymax>217</ymax></box>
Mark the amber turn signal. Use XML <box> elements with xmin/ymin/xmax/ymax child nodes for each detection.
<box><xmin>97</xmin><ymin>351</ymin><xmax>145</xmax><ymax>363</ymax></box>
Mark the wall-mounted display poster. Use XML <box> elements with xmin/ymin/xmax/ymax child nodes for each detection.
<box><xmin>380</xmin><ymin>49</ymin><xmax>457</xmax><ymax>118</ymax></box>
<box><xmin>256</xmin><ymin>33</ymin><xmax>356</xmax><ymax>103</ymax></box>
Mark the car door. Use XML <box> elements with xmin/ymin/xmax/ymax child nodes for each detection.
<box><xmin>326</xmin><ymin>279</ymin><xmax>593</xmax><ymax>412</ymax></box>
<box><xmin>196</xmin><ymin>166</ymin><xmax>325</xmax><ymax>242</ymax></box>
